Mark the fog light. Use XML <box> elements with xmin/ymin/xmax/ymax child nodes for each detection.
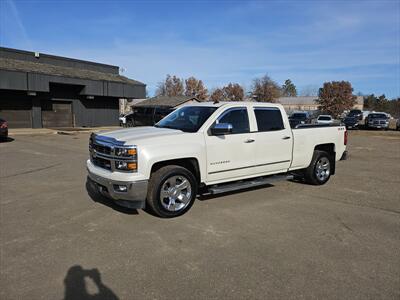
<box><xmin>113</xmin><ymin>184</ymin><xmax>127</xmax><ymax>192</ymax></box>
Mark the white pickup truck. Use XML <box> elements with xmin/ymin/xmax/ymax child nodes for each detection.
<box><xmin>87</xmin><ymin>102</ymin><xmax>348</xmax><ymax>218</ymax></box>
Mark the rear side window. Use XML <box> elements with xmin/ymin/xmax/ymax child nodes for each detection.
<box><xmin>254</xmin><ymin>108</ymin><xmax>284</xmax><ymax>131</ymax></box>
<box><xmin>217</xmin><ymin>107</ymin><xmax>250</xmax><ymax>134</ymax></box>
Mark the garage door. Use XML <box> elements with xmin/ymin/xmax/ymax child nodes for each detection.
<box><xmin>42</xmin><ymin>101</ymin><xmax>73</xmax><ymax>128</ymax></box>
<box><xmin>0</xmin><ymin>99</ymin><xmax>32</xmax><ymax>128</ymax></box>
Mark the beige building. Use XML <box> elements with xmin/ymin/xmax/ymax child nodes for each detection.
<box><xmin>278</xmin><ymin>96</ymin><xmax>364</xmax><ymax>112</ymax></box>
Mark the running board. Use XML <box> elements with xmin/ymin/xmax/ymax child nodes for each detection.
<box><xmin>207</xmin><ymin>174</ymin><xmax>293</xmax><ymax>195</ymax></box>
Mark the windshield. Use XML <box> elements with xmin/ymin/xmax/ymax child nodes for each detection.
<box><xmin>369</xmin><ymin>114</ymin><xmax>387</xmax><ymax>119</ymax></box>
<box><xmin>155</xmin><ymin>106</ymin><xmax>217</xmax><ymax>132</ymax></box>
<box><xmin>318</xmin><ymin>116</ymin><xmax>331</xmax><ymax>121</ymax></box>
<box><xmin>291</xmin><ymin>113</ymin><xmax>307</xmax><ymax>120</ymax></box>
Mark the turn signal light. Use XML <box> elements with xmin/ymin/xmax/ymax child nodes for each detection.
<box><xmin>127</xmin><ymin>148</ymin><xmax>137</xmax><ymax>155</ymax></box>
<box><xmin>127</xmin><ymin>162</ymin><xmax>137</xmax><ymax>170</ymax></box>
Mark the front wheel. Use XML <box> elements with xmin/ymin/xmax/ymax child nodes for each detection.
<box><xmin>304</xmin><ymin>150</ymin><xmax>332</xmax><ymax>185</ymax></box>
<box><xmin>146</xmin><ymin>165</ymin><xmax>197</xmax><ymax>218</ymax></box>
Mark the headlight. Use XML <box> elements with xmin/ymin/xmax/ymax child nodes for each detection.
<box><xmin>115</xmin><ymin>161</ymin><xmax>137</xmax><ymax>172</ymax></box>
<box><xmin>115</xmin><ymin>147</ymin><xmax>137</xmax><ymax>157</ymax></box>
<box><xmin>114</xmin><ymin>146</ymin><xmax>137</xmax><ymax>172</ymax></box>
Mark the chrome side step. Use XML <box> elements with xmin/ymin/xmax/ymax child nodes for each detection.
<box><xmin>207</xmin><ymin>174</ymin><xmax>293</xmax><ymax>195</ymax></box>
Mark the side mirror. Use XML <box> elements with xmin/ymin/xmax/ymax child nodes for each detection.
<box><xmin>211</xmin><ymin>123</ymin><xmax>233</xmax><ymax>135</ymax></box>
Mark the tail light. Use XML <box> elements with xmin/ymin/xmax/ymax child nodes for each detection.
<box><xmin>344</xmin><ymin>130</ymin><xmax>348</xmax><ymax>145</ymax></box>
<box><xmin>0</xmin><ymin>121</ymin><xmax>7</xmax><ymax>129</ymax></box>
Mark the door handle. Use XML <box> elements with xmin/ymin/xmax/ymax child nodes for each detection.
<box><xmin>282</xmin><ymin>136</ymin><xmax>291</xmax><ymax>140</ymax></box>
<box><xmin>244</xmin><ymin>139</ymin><xmax>255</xmax><ymax>143</ymax></box>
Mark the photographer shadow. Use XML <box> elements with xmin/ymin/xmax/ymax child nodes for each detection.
<box><xmin>64</xmin><ymin>265</ymin><xmax>119</xmax><ymax>300</ymax></box>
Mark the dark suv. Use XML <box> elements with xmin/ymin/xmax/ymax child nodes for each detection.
<box><xmin>289</xmin><ymin>112</ymin><xmax>310</xmax><ymax>128</ymax></box>
<box><xmin>347</xmin><ymin>109</ymin><xmax>363</xmax><ymax>121</ymax></box>
<box><xmin>126</xmin><ymin>106</ymin><xmax>174</xmax><ymax>127</ymax></box>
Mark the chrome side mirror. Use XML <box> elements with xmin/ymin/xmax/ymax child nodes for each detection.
<box><xmin>211</xmin><ymin>123</ymin><xmax>233</xmax><ymax>135</ymax></box>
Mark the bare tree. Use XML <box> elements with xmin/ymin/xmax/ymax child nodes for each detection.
<box><xmin>184</xmin><ymin>77</ymin><xmax>208</xmax><ymax>100</ymax></box>
<box><xmin>210</xmin><ymin>83</ymin><xmax>244</xmax><ymax>102</ymax></box>
<box><xmin>250</xmin><ymin>75</ymin><xmax>281</xmax><ymax>102</ymax></box>
<box><xmin>155</xmin><ymin>74</ymin><xmax>184</xmax><ymax>97</ymax></box>
<box><xmin>210</xmin><ymin>88</ymin><xmax>224</xmax><ymax>102</ymax></box>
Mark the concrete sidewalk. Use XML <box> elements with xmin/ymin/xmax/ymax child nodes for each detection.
<box><xmin>8</xmin><ymin>126</ymin><xmax>121</xmax><ymax>136</ymax></box>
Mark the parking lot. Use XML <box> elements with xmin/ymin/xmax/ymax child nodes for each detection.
<box><xmin>1</xmin><ymin>130</ymin><xmax>399</xmax><ymax>299</ymax></box>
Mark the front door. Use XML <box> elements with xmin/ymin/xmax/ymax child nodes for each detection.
<box><xmin>205</xmin><ymin>107</ymin><xmax>256</xmax><ymax>183</ymax></box>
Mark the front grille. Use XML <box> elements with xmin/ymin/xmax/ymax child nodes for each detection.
<box><xmin>89</xmin><ymin>134</ymin><xmax>137</xmax><ymax>172</ymax></box>
<box><xmin>92</xmin><ymin>156</ymin><xmax>112</xmax><ymax>170</ymax></box>
<box><xmin>92</xmin><ymin>143</ymin><xmax>112</xmax><ymax>155</ymax></box>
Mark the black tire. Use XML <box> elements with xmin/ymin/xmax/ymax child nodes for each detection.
<box><xmin>146</xmin><ymin>165</ymin><xmax>197</xmax><ymax>218</ymax></box>
<box><xmin>126</xmin><ymin>120</ymin><xmax>134</xmax><ymax>127</ymax></box>
<box><xmin>304</xmin><ymin>150</ymin><xmax>332</xmax><ymax>185</ymax></box>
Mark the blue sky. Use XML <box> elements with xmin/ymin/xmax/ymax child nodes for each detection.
<box><xmin>1</xmin><ymin>0</ymin><xmax>399</xmax><ymax>98</ymax></box>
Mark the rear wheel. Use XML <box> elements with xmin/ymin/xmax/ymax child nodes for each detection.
<box><xmin>304</xmin><ymin>150</ymin><xmax>332</xmax><ymax>185</ymax></box>
<box><xmin>146</xmin><ymin>165</ymin><xmax>197</xmax><ymax>218</ymax></box>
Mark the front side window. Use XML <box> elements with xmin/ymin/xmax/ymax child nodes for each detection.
<box><xmin>215</xmin><ymin>107</ymin><xmax>250</xmax><ymax>134</ymax></box>
<box><xmin>254</xmin><ymin>108</ymin><xmax>284</xmax><ymax>131</ymax></box>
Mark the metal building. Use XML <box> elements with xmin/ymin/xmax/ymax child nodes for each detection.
<box><xmin>0</xmin><ymin>47</ymin><xmax>146</xmax><ymax>128</ymax></box>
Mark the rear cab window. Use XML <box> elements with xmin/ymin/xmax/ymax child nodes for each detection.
<box><xmin>254</xmin><ymin>107</ymin><xmax>285</xmax><ymax>131</ymax></box>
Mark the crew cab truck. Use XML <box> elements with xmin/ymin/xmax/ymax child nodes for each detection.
<box><xmin>87</xmin><ymin>102</ymin><xmax>348</xmax><ymax>218</ymax></box>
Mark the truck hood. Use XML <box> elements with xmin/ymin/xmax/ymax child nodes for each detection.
<box><xmin>97</xmin><ymin>126</ymin><xmax>184</xmax><ymax>145</ymax></box>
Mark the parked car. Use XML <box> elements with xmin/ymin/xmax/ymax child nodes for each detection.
<box><xmin>396</xmin><ymin>118</ymin><xmax>400</xmax><ymax>131</ymax></box>
<box><xmin>87</xmin><ymin>102</ymin><xmax>348</xmax><ymax>218</ymax></box>
<box><xmin>365</xmin><ymin>113</ymin><xmax>389</xmax><ymax>130</ymax></box>
<box><xmin>125</xmin><ymin>106</ymin><xmax>174</xmax><ymax>127</ymax></box>
<box><xmin>289</xmin><ymin>112</ymin><xmax>310</xmax><ymax>128</ymax></box>
<box><xmin>316</xmin><ymin>115</ymin><xmax>334</xmax><ymax>125</ymax></box>
<box><xmin>347</xmin><ymin>109</ymin><xmax>363</xmax><ymax>121</ymax></box>
<box><xmin>343</xmin><ymin>116</ymin><xmax>359</xmax><ymax>129</ymax></box>
<box><xmin>0</xmin><ymin>118</ymin><xmax>8</xmax><ymax>140</ymax></box>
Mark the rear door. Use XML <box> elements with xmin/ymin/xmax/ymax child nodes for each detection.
<box><xmin>205</xmin><ymin>107</ymin><xmax>256</xmax><ymax>183</ymax></box>
<box><xmin>251</xmin><ymin>107</ymin><xmax>292</xmax><ymax>174</ymax></box>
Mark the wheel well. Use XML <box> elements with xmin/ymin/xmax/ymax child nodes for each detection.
<box><xmin>314</xmin><ymin>143</ymin><xmax>336</xmax><ymax>175</ymax></box>
<box><xmin>150</xmin><ymin>158</ymin><xmax>201</xmax><ymax>183</ymax></box>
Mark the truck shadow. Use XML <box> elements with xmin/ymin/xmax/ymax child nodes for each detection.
<box><xmin>85</xmin><ymin>178</ymin><xmax>138</xmax><ymax>215</ymax></box>
<box><xmin>198</xmin><ymin>184</ymin><xmax>274</xmax><ymax>201</ymax></box>
<box><xmin>0</xmin><ymin>137</ymin><xmax>14</xmax><ymax>143</ymax></box>
<box><xmin>63</xmin><ymin>265</ymin><xmax>119</xmax><ymax>300</ymax></box>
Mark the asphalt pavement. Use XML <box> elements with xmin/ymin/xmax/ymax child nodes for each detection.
<box><xmin>0</xmin><ymin>130</ymin><xmax>399</xmax><ymax>299</ymax></box>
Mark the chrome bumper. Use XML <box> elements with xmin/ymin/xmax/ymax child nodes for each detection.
<box><xmin>87</xmin><ymin>169</ymin><xmax>147</xmax><ymax>209</ymax></box>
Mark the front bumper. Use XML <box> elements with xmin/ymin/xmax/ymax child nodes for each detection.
<box><xmin>87</xmin><ymin>169</ymin><xmax>147</xmax><ymax>209</ymax></box>
<box><xmin>368</xmin><ymin>123</ymin><xmax>389</xmax><ymax>129</ymax></box>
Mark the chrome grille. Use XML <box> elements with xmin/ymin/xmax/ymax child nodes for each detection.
<box><xmin>89</xmin><ymin>133</ymin><xmax>137</xmax><ymax>172</ymax></box>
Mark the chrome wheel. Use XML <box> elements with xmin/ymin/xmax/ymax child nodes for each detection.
<box><xmin>315</xmin><ymin>157</ymin><xmax>330</xmax><ymax>181</ymax></box>
<box><xmin>160</xmin><ymin>175</ymin><xmax>192</xmax><ymax>212</ymax></box>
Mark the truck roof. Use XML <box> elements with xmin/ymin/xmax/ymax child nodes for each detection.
<box><xmin>187</xmin><ymin>101</ymin><xmax>284</xmax><ymax>109</ymax></box>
